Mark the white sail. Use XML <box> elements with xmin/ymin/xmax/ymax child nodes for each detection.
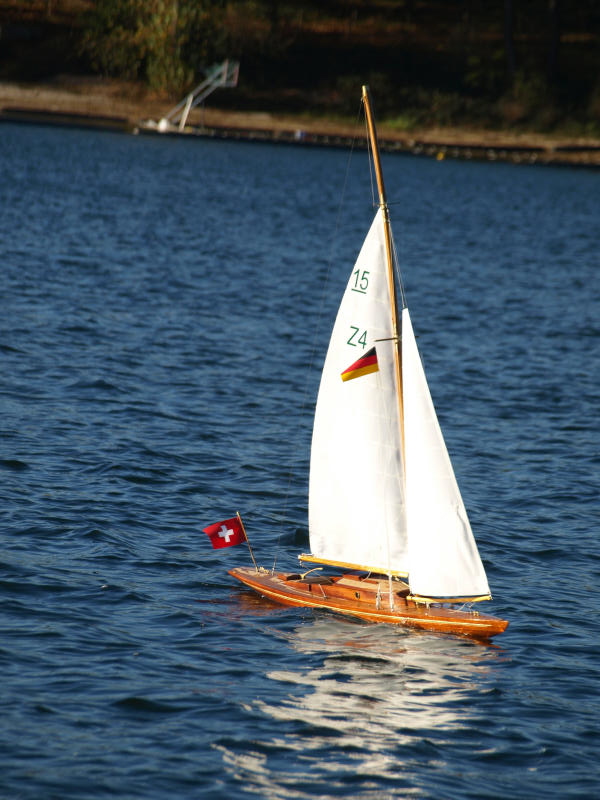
<box><xmin>308</xmin><ymin>207</ymin><xmax>490</xmax><ymax>600</ymax></box>
<box><xmin>308</xmin><ymin>209</ymin><xmax>408</xmax><ymax>574</ymax></box>
<box><xmin>402</xmin><ymin>308</ymin><xmax>491</xmax><ymax>599</ymax></box>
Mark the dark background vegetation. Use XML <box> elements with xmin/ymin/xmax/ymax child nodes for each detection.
<box><xmin>1</xmin><ymin>0</ymin><xmax>599</xmax><ymax>133</ymax></box>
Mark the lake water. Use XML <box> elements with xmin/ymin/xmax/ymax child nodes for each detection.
<box><xmin>1</xmin><ymin>121</ymin><xmax>598</xmax><ymax>799</ymax></box>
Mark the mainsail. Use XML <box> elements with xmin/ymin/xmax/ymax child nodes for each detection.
<box><xmin>308</xmin><ymin>209</ymin><xmax>408</xmax><ymax>575</ymax></box>
<box><xmin>308</xmin><ymin>210</ymin><xmax>491</xmax><ymax>600</ymax></box>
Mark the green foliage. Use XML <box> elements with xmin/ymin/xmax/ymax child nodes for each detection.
<box><xmin>465</xmin><ymin>51</ymin><xmax>506</xmax><ymax>95</ymax></box>
<box><xmin>80</xmin><ymin>0</ymin><xmax>227</xmax><ymax>94</ymax></box>
<box><xmin>497</xmin><ymin>70</ymin><xmax>555</xmax><ymax>127</ymax></box>
<box><xmin>35</xmin><ymin>0</ymin><xmax>597</xmax><ymax>131</ymax></box>
<box><xmin>588</xmin><ymin>82</ymin><xmax>600</xmax><ymax>123</ymax></box>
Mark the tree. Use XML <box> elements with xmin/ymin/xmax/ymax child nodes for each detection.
<box><xmin>81</xmin><ymin>0</ymin><xmax>226</xmax><ymax>94</ymax></box>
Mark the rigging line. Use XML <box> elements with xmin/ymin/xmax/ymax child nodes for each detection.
<box><xmin>365</xmin><ymin>113</ymin><xmax>377</xmax><ymax>209</ymax></box>
<box><xmin>364</xmin><ymin>134</ymin><xmax>407</xmax><ymax>310</ymax></box>
<box><xmin>272</xmin><ymin>98</ymin><xmax>365</xmax><ymax>573</ymax></box>
<box><xmin>390</xmin><ymin>230</ymin><xmax>408</xmax><ymax>309</ymax></box>
<box><xmin>362</xmin><ymin>98</ymin><xmax>407</xmax><ymax>307</ymax></box>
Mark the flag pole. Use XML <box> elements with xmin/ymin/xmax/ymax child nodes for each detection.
<box><xmin>237</xmin><ymin>512</ymin><xmax>259</xmax><ymax>572</ymax></box>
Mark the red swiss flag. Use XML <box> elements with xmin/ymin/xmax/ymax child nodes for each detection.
<box><xmin>203</xmin><ymin>517</ymin><xmax>246</xmax><ymax>549</ymax></box>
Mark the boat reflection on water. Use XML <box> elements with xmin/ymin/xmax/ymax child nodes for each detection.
<box><xmin>215</xmin><ymin>609</ymin><xmax>506</xmax><ymax>798</ymax></box>
<box><xmin>261</xmin><ymin>617</ymin><xmax>500</xmax><ymax>736</ymax></box>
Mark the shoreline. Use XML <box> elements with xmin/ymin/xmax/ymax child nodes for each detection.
<box><xmin>2</xmin><ymin>79</ymin><xmax>600</xmax><ymax>167</ymax></box>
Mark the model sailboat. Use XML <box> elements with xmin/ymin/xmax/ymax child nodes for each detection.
<box><xmin>226</xmin><ymin>86</ymin><xmax>508</xmax><ymax>638</ymax></box>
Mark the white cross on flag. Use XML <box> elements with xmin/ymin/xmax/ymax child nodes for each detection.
<box><xmin>203</xmin><ymin>517</ymin><xmax>246</xmax><ymax>549</ymax></box>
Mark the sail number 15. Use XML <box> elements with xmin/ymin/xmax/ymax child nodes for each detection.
<box><xmin>351</xmin><ymin>269</ymin><xmax>369</xmax><ymax>294</ymax></box>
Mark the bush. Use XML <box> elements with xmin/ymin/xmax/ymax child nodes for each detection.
<box><xmin>80</xmin><ymin>0</ymin><xmax>226</xmax><ymax>95</ymax></box>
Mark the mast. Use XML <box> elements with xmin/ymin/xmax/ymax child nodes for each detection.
<box><xmin>361</xmin><ymin>85</ymin><xmax>405</xmax><ymax>456</ymax></box>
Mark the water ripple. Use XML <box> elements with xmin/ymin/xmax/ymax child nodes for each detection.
<box><xmin>0</xmin><ymin>123</ymin><xmax>598</xmax><ymax>799</ymax></box>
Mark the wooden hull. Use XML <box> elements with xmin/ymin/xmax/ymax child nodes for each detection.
<box><xmin>229</xmin><ymin>567</ymin><xmax>509</xmax><ymax>639</ymax></box>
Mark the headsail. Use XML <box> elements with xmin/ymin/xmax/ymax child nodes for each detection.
<box><xmin>402</xmin><ymin>308</ymin><xmax>491</xmax><ymax>600</ymax></box>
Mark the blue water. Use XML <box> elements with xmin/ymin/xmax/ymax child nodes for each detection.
<box><xmin>1</xmin><ymin>121</ymin><xmax>599</xmax><ymax>799</ymax></box>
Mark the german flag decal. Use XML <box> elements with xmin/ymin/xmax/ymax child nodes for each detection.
<box><xmin>341</xmin><ymin>347</ymin><xmax>379</xmax><ymax>382</ymax></box>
